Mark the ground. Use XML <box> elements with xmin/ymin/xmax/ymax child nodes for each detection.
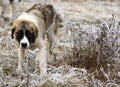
<box><xmin>0</xmin><ymin>0</ymin><xmax>120</xmax><ymax>87</ymax></box>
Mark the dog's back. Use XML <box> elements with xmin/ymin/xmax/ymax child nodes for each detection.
<box><xmin>27</xmin><ymin>3</ymin><xmax>62</xmax><ymax>28</ymax></box>
<box><xmin>26</xmin><ymin>3</ymin><xmax>63</xmax><ymax>43</ymax></box>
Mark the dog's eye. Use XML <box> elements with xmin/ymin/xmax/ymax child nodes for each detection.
<box><xmin>25</xmin><ymin>30</ymin><xmax>31</xmax><ymax>36</ymax></box>
<box><xmin>16</xmin><ymin>30</ymin><xmax>23</xmax><ymax>36</ymax></box>
<box><xmin>16</xmin><ymin>30</ymin><xmax>24</xmax><ymax>42</ymax></box>
<box><xmin>25</xmin><ymin>30</ymin><xmax>35</xmax><ymax>43</ymax></box>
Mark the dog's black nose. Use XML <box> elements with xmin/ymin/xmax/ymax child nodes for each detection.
<box><xmin>21</xmin><ymin>43</ymin><xmax>27</xmax><ymax>48</ymax></box>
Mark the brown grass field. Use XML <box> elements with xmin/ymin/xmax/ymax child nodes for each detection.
<box><xmin>0</xmin><ymin>0</ymin><xmax>120</xmax><ymax>87</ymax></box>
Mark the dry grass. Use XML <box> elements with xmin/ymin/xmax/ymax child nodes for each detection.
<box><xmin>0</xmin><ymin>0</ymin><xmax>120</xmax><ymax>87</ymax></box>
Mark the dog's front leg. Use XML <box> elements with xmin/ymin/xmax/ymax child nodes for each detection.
<box><xmin>18</xmin><ymin>47</ymin><xmax>25</xmax><ymax>72</ymax></box>
<box><xmin>36</xmin><ymin>40</ymin><xmax>47</xmax><ymax>75</ymax></box>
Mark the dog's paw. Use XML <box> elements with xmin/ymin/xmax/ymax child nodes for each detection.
<box><xmin>16</xmin><ymin>68</ymin><xmax>23</xmax><ymax>74</ymax></box>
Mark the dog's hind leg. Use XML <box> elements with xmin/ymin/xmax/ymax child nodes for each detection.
<box><xmin>47</xmin><ymin>14</ymin><xmax>63</xmax><ymax>46</ymax></box>
<box><xmin>47</xmin><ymin>21</ymin><xmax>59</xmax><ymax>45</ymax></box>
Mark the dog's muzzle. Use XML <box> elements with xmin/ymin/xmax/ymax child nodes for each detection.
<box><xmin>20</xmin><ymin>35</ymin><xmax>30</xmax><ymax>49</ymax></box>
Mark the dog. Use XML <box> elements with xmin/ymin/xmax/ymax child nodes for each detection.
<box><xmin>0</xmin><ymin>0</ymin><xmax>21</xmax><ymax>23</ymax></box>
<box><xmin>11</xmin><ymin>3</ymin><xmax>63</xmax><ymax>75</ymax></box>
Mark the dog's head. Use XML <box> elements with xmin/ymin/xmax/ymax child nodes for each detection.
<box><xmin>11</xmin><ymin>20</ymin><xmax>38</xmax><ymax>49</ymax></box>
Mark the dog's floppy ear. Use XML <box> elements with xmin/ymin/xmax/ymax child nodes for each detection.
<box><xmin>11</xmin><ymin>27</ymin><xmax>15</xmax><ymax>39</ymax></box>
<box><xmin>30</xmin><ymin>23</ymin><xmax>38</xmax><ymax>42</ymax></box>
<box><xmin>32</xmin><ymin>25</ymin><xmax>38</xmax><ymax>39</ymax></box>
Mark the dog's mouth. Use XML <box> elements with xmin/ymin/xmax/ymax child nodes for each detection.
<box><xmin>21</xmin><ymin>46</ymin><xmax>29</xmax><ymax>50</ymax></box>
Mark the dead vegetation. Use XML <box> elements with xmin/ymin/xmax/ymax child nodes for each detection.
<box><xmin>0</xmin><ymin>0</ymin><xmax>120</xmax><ymax>87</ymax></box>
<box><xmin>67</xmin><ymin>15</ymin><xmax>120</xmax><ymax>86</ymax></box>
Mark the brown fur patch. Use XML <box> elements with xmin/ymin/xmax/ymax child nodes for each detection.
<box><xmin>11</xmin><ymin>19</ymin><xmax>38</xmax><ymax>39</ymax></box>
<box><xmin>26</xmin><ymin>3</ymin><xmax>63</xmax><ymax>30</ymax></box>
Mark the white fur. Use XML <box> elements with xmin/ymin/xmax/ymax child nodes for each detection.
<box><xmin>36</xmin><ymin>39</ymin><xmax>47</xmax><ymax>75</ymax></box>
<box><xmin>20</xmin><ymin>35</ymin><xmax>30</xmax><ymax>48</ymax></box>
<box><xmin>17</xmin><ymin>13</ymin><xmax>40</xmax><ymax>29</ymax></box>
<box><xmin>18</xmin><ymin>47</ymin><xmax>25</xmax><ymax>72</ymax></box>
<box><xmin>16</xmin><ymin>12</ymin><xmax>47</xmax><ymax>75</ymax></box>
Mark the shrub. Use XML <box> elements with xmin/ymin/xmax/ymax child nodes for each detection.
<box><xmin>67</xmin><ymin>15</ymin><xmax>120</xmax><ymax>83</ymax></box>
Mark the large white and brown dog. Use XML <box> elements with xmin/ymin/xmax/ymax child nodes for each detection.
<box><xmin>0</xmin><ymin>0</ymin><xmax>21</xmax><ymax>22</ymax></box>
<box><xmin>11</xmin><ymin>3</ymin><xmax>62</xmax><ymax>75</ymax></box>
